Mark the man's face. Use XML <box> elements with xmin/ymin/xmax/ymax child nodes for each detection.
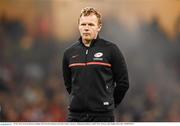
<box><xmin>79</xmin><ymin>14</ymin><xmax>101</xmax><ymax>42</ymax></box>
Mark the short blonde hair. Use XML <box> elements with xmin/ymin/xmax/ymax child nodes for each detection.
<box><xmin>78</xmin><ymin>7</ymin><xmax>102</xmax><ymax>26</ymax></box>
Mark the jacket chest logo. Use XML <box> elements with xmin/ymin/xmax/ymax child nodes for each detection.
<box><xmin>94</xmin><ymin>52</ymin><xmax>103</xmax><ymax>57</ymax></box>
<box><xmin>93</xmin><ymin>52</ymin><xmax>103</xmax><ymax>61</ymax></box>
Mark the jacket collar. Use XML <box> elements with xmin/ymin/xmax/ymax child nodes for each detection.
<box><xmin>79</xmin><ymin>35</ymin><xmax>100</xmax><ymax>48</ymax></box>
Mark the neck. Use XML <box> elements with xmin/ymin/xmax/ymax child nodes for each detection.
<box><xmin>82</xmin><ymin>35</ymin><xmax>98</xmax><ymax>47</ymax></box>
<box><xmin>82</xmin><ymin>39</ymin><xmax>92</xmax><ymax>47</ymax></box>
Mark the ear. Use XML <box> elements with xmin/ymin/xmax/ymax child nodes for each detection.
<box><xmin>97</xmin><ymin>24</ymin><xmax>102</xmax><ymax>32</ymax></box>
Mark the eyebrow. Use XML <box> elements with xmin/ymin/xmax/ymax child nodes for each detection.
<box><xmin>80</xmin><ymin>23</ymin><xmax>95</xmax><ymax>25</ymax></box>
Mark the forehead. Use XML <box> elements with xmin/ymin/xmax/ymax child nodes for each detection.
<box><xmin>79</xmin><ymin>14</ymin><xmax>98</xmax><ymax>24</ymax></box>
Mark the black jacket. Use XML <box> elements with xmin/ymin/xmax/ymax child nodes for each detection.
<box><xmin>62</xmin><ymin>37</ymin><xmax>129</xmax><ymax>113</ymax></box>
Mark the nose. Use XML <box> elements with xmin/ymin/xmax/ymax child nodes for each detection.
<box><xmin>84</xmin><ymin>24</ymin><xmax>89</xmax><ymax>31</ymax></box>
<box><xmin>84</xmin><ymin>28</ymin><xmax>89</xmax><ymax>31</ymax></box>
<box><xmin>84</xmin><ymin>27</ymin><xmax>89</xmax><ymax>32</ymax></box>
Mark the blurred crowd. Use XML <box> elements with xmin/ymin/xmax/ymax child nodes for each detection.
<box><xmin>0</xmin><ymin>13</ymin><xmax>180</xmax><ymax>122</ymax></box>
<box><xmin>104</xmin><ymin>17</ymin><xmax>180</xmax><ymax>121</ymax></box>
<box><xmin>0</xmin><ymin>14</ymin><xmax>68</xmax><ymax>121</ymax></box>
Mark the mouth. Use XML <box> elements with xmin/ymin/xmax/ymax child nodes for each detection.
<box><xmin>83</xmin><ymin>33</ymin><xmax>90</xmax><ymax>35</ymax></box>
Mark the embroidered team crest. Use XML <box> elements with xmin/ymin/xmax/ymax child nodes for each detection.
<box><xmin>94</xmin><ymin>52</ymin><xmax>103</xmax><ymax>58</ymax></box>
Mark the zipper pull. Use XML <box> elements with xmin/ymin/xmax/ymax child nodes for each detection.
<box><xmin>86</xmin><ymin>49</ymin><xmax>88</xmax><ymax>55</ymax></box>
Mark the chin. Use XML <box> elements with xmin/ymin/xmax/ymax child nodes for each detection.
<box><xmin>82</xmin><ymin>36</ymin><xmax>92</xmax><ymax>41</ymax></box>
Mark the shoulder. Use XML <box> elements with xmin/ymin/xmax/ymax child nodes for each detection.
<box><xmin>63</xmin><ymin>41</ymin><xmax>80</xmax><ymax>55</ymax></box>
<box><xmin>99</xmin><ymin>38</ymin><xmax>119</xmax><ymax>49</ymax></box>
<box><xmin>99</xmin><ymin>38</ymin><xmax>125</xmax><ymax>58</ymax></box>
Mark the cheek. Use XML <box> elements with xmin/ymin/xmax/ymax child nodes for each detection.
<box><xmin>92</xmin><ymin>28</ymin><xmax>99</xmax><ymax>34</ymax></box>
<box><xmin>79</xmin><ymin>27</ymin><xmax>83</xmax><ymax>33</ymax></box>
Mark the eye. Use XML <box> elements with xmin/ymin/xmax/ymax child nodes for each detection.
<box><xmin>81</xmin><ymin>23</ymin><xmax>86</xmax><ymax>26</ymax></box>
<box><xmin>88</xmin><ymin>23</ymin><xmax>95</xmax><ymax>26</ymax></box>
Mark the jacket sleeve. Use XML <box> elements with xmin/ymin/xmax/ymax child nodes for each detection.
<box><xmin>62</xmin><ymin>50</ymin><xmax>72</xmax><ymax>94</ymax></box>
<box><xmin>111</xmin><ymin>44</ymin><xmax>129</xmax><ymax>108</ymax></box>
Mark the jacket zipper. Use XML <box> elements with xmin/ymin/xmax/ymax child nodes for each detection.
<box><xmin>84</xmin><ymin>48</ymin><xmax>89</xmax><ymax>109</ymax></box>
<box><xmin>85</xmin><ymin>49</ymin><xmax>89</xmax><ymax>65</ymax></box>
<box><xmin>86</xmin><ymin>49</ymin><xmax>89</xmax><ymax>55</ymax></box>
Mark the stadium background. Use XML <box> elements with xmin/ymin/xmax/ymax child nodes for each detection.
<box><xmin>0</xmin><ymin>0</ymin><xmax>179</xmax><ymax>121</ymax></box>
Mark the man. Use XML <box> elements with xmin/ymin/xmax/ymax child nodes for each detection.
<box><xmin>62</xmin><ymin>7</ymin><xmax>129</xmax><ymax>122</ymax></box>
